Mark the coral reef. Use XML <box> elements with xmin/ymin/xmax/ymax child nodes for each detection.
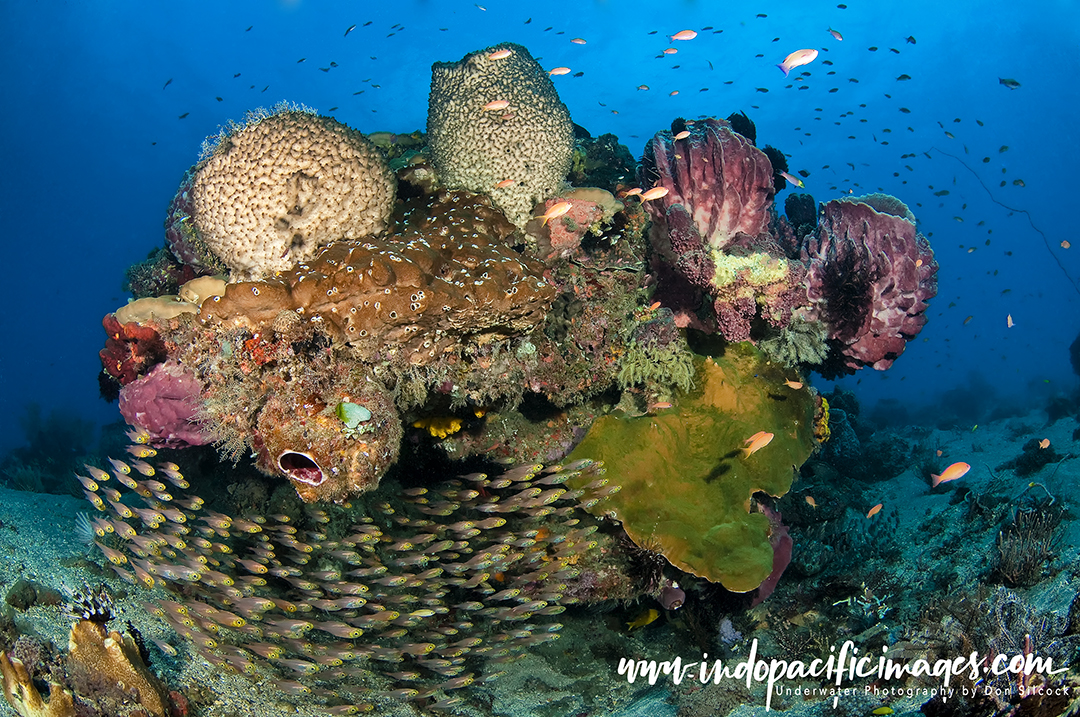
<box><xmin>428</xmin><ymin>43</ymin><xmax>574</xmax><ymax>230</ymax></box>
<box><xmin>566</xmin><ymin>342</ymin><xmax>819</xmax><ymax>592</ymax></box>
<box><xmin>801</xmin><ymin>195</ymin><xmax>938</xmax><ymax>374</ymax></box>
<box><xmin>118</xmin><ymin>361</ymin><xmax>212</xmax><ymax>449</ymax></box>
<box><xmin>190</xmin><ymin>108</ymin><xmax>396</xmax><ymax>280</ymax></box>
<box><xmin>200</xmin><ymin>190</ymin><xmax>555</xmax><ymax>365</ymax></box>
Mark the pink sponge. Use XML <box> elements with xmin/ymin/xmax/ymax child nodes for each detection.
<box><xmin>119</xmin><ymin>361</ymin><xmax>211</xmax><ymax>448</ymax></box>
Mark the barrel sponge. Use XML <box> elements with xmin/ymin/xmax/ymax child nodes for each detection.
<box><xmin>427</xmin><ymin>43</ymin><xmax>574</xmax><ymax>231</ymax></box>
<box><xmin>191</xmin><ymin>109</ymin><xmax>396</xmax><ymax>280</ymax></box>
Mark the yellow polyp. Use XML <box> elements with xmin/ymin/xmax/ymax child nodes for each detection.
<box><xmin>412</xmin><ymin>417</ymin><xmax>464</xmax><ymax>439</ymax></box>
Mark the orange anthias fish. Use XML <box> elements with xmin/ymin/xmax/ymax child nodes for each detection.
<box><xmin>669</xmin><ymin>30</ymin><xmax>697</xmax><ymax>42</ymax></box>
<box><xmin>494</xmin><ymin>179</ymin><xmax>515</xmax><ymax>189</ymax></box>
<box><xmin>1039</xmin><ymin>439</ymin><xmax>1050</xmax><ymax>449</ymax></box>
<box><xmin>784</xmin><ymin>380</ymin><xmax>803</xmax><ymax>390</ymax></box>
<box><xmin>742</xmin><ymin>432</ymin><xmax>774</xmax><ymax>458</ymax></box>
<box><xmin>805</xmin><ymin>496</ymin><xmax>817</xmax><ymax>508</ymax></box>
<box><xmin>538</xmin><ymin>201</ymin><xmax>573</xmax><ymax>226</ymax></box>
<box><xmin>483</xmin><ymin>99</ymin><xmax>510</xmax><ymax>111</ymax></box>
<box><xmin>866</xmin><ymin>503</ymin><xmax>883</xmax><ymax>518</ymax></box>
<box><xmin>777</xmin><ymin>48</ymin><xmax>819</xmax><ymax>77</ymax></box>
<box><xmin>640</xmin><ymin>187</ymin><xmax>669</xmax><ymax>202</ymax></box>
<box><xmin>488</xmin><ymin>48</ymin><xmax>512</xmax><ymax>60</ymax></box>
<box><xmin>673</xmin><ymin>130</ymin><xmax>690</xmax><ymax>140</ymax></box>
<box><xmin>548</xmin><ymin>67</ymin><xmax>572</xmax><ymax>76</ymax></box>
<box><xmin>931</xmin><ymin>461</ymin><xmax>971</xmax><ymax>488</ymax></box>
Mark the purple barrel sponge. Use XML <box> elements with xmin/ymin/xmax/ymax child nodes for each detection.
<box><xmin>639</xmin><ymin>117</ymin><xmax>775</xmax><ymax>251</ymax></box>
<box><xmin>119</xmin><ymin>361</ymin><xmax>212</xmax><ymax>448</ymax></box>
<box><xmin>639</xmin><ymin>119</ymin><xmax>805</xmax><ymax>341</ymax></box>
<box><xmin>801</xmin><ymin>195</ymin><xmax>938</xmax><ymax>374</ymax></box>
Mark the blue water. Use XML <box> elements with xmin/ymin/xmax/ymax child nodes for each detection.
<box><xmin>0</xmin><ymin>0</ymin><xmax>1076</xmax><ymax>452</ymax></box>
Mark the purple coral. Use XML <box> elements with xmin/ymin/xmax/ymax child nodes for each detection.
<box><xmin>801</xmin><ymin>196</ymin><xmax>938</xmax><ymax>374</ymax></box>
<box><xmin>640</xmin><ymin>119</ymin><xmax>810</xmax><ymax>342</ymax></box>
<box><xmin>118</xmin><ymin>361</ymin><xmax>212</xmax><ymax>448</ymax></box>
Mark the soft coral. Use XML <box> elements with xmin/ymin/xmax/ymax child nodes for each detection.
<box><xmin>98</xmin><ymin>314</ymin><xmax>167</xmax><ymax>389</ymax></box>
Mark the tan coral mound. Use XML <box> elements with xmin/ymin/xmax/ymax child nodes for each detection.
<box><xmin>428</xmin><ymin>43</ymin><xmax>574</xmax><ymax>231</ymax></box>
<box><xmin>67</xmin><ymin>620</ymin><xmax>167</xmax><ymax>717</ymax></box>
<box><xmin>200</xmin><ymin>191</ymin><xmax>556</xmax><ymax>365</ymax></box>
<box><xmin>0</xmin><ymin>652</ymin><xmax>74</xmax><ymax>717</ymax></box>
<box><xmin>192</xmin><ymin>110</ymin><xmax>396</xmax><ymax>280</ymax></box>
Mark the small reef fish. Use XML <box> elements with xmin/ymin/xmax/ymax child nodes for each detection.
<box><xmin>805</xmin><ymin>496</ymin><xmax>817</xmax><ymax>508</ymax></box>
<box><xmin>932</xmin><ymin>461</ymin><xmax>971</xmax><ymax>487</ymax></box>
<box><xmin>742</xmin><ymin>432</ymin><xmax>774</xmax><ymax>458</ymax></box>
<box><xmin>663</xmin><ymin>48</ymin><xmax>678</xmax><ymax>55</ymax></box>
<box><xmin>548</xmin><ymin>67</ymin><xmax>571</xmax><ymax>76</ymax></box>
<box><xmin>999</xmin><ymin>77</ymin><xmax>1021</xmax><ymax>89</ymax></box>
<box><xmin>1007</xmin><ymin>314</ymin><xmax>1015</xmax><ymax>328</ymax></box>
<box><xmin>483</xmin><ymin>99</ymin><xmax>510</xmax><ymax>111</ymax></box>
<box><xmin>488</xmin><ymin>48</ymin><xmax>512</xmax><ymax>60</ymax></box>
<box><xmin>1039</xmin><ymin>439</ymin><xmax>1050</xmax><ymax>449</ymax></box>
<box><xmin>538</xmin><ymin>201</ymin><xmax>572</xmax><ymax>226</ymax></box>
<box><xmin>779</xmin><ymin>171</ymin><xmax>804</xmax><ymax>188</ymax></box>
<box><xmin>669</xmin><ymin>30</ymin><xmax>697</xmax><ymax>41</ymax></box>
<box><xmin>777</xmin><ymin>49</ymin><xmax>818</xmax><ymax>77</ymax></box>
<box><xmin>784</xmin><ymin>380</ymin><xmax>803</xmax><ymax>390</ymax></box>
<box><xmin>639</xmin><ymin>187</ymin><xmax>669</xmax><ymax>202</ymax></box>
<box><xmin>125</xmin><ymin>444</ymin><xmax>156</xmax><ymax>459</ymax></box>
<box><xmin>673</xmin><ymin>130</ymin><xmax>690</xmax><ymax>140</ymax></box>
<box><xmin>621</xmin><ymin>187</ymin><xmax>643</xmax><ymax>198</ymax></box>
<box><xmin>828</xmin><ymin>27</ymin><xmax>843</xmax><ymax>41</ymax></box>
<box><xmin>344</xmin><ymin>24</ymin><xmax>356</xmax><ymax>37</ymax></box>
<box><xmin>872</xmin><ymin>708</ymin><xmax>895</xmax><ymax>715</ymax></box>
<box><xmin>494</xmin><ymin>179</ymin><xmax>515</xmax><ymax>188</ymax></box>
<box><xmin>1062</xmin><ymin>241</ymin><xmax>1071</xmax><ymax>249</ymax></box>
<box><xmin>125</xmin><ymin>427</ymin><xmax>152</xmax><ymax>444</ymax></box>
<box><xmin>570</xmin><ymin>37</ymin><xmax>586</xmax><ymax>45</ymax></box>
<box><xmin>626</xmin><ymin>608</ymin><xmax>659</xmax><ymax>631</ymax></box>
<box><xmin>866</xmin><ymin>503</ymin><xmax>883</xmax><ymax>518</ymax></box>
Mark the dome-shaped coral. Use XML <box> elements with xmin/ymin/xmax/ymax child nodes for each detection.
<box><xmin>190</xmin><ymin>108</ymin><xmax>396</xmax><ymax>280</ymax></box>
<box><xmin>428</xmin><ymin>43</ymin><xmax>574</xmax><ymax>231</ymax></box>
